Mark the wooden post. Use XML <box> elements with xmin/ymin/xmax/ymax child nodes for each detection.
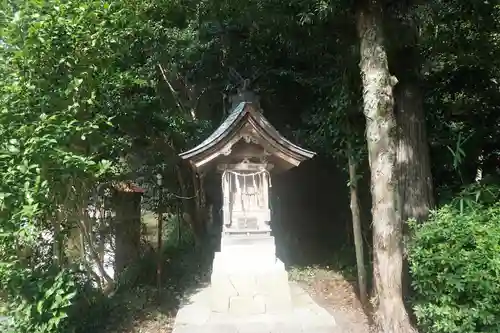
<box><xmin>156</xmin><ymin>174</ymin><xmax>164</xmax><ymax>297</ymax></box>
<box><xmin>347</xmin><ymin>140</ymin><xmax>368</xmax><ymax>306</ymax></box>
<box><xmin>113</xmin><ymin>184</ymin><xmax>143</xmax><ymax>277</ymax></box>
<box><xmin>222</xmin><ymin>170</ymin><xmax>230</xmax><ymax>228</ymax></box>
<box><xmin>263</xmin><ymin>171</ymin><xmax>270</xmax><ymax>223</ymax></box>
<box><xmin>176</xmin><ymin>199</ymin><xmax>182</xmax><ymax>246</ymax></box>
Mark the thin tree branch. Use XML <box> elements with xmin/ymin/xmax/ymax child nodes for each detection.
<box><xmin>158</xmin><ymin>64</ymin><xmax>196</xmax><ymax>120</ymax></box>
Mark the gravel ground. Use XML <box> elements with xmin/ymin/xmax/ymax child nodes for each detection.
<box><xmin>104</xmin><ymin>287</ymin><xmax>177</xmax><ymax>333</ymax></box>
<box><xmin>289</xmin><ymin>266</ymin><xmax>372</xmax><ymax>333</ymax></box>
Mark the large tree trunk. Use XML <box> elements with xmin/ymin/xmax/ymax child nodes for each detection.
<box><xmin>388</xmin><ymin>9</ymin><xmax>435</xmax><ymax>225</ymax></box>
<box><xmin>395</xmin><ymin>81</ymin><xmax>435</xmax><ymax>303</ymax></box>
<box><xmin>356</xmin><ymin>1</ymin><xmax>415</xmax><ymax>332</ymax></box>
<box><xmin>389</xmin><ymin>11</ymin><xmax>435</xmax><ymax>301</ymax></box>
<box><xmin>395</xmin><ymin>82</ymin><xmax>434</xmax><ymax>223</ymax></box>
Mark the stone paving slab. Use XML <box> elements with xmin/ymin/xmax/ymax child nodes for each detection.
<box><xmin>172</xmin><ymin>282</ymin><xmax>337</xmax><ymax>333</ymax></box>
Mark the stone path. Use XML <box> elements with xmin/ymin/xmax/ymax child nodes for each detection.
<box><xmin>172</xmin><ymin>282</ymin><xmax>337</xmax><ymax>333</ymax></box>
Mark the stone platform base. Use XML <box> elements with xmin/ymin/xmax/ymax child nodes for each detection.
<box><xmin>211</xmin><ymin>256</ymin><xmax>292</xmax><ymax>315</ymax></box>
<box><xmin>172</xmin><ymin>282</ymin><xmax>337</xmax><ymax>333</ymax></box>
<box><xmin>210</xmin><ymin>235</ymin><xmax>292</xmax><ymax>315</ymax></box>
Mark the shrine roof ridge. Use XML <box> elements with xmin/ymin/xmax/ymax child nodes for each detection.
<box><xmin>179</xmin><ymin>102</ymin><xmax>315</xmax><ymax>169</ymax></box>
<box><xmin>180</xmin><ymin>102</ymin><xmax>248</xmax><ymax>160</ymax></box>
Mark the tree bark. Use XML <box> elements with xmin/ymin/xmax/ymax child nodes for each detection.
<box><xmin>395</xmin><ymin>82</ymin><xmax>434</xmax><ymax>223</ymax></box>
<box><xmin>386</xmin><ymin>7</ymin><xmax>435</xmax><ymax>304</ymax></box>
<box><xmin>395</xmin><ymin>81</ymin><xmax>435</xmax><ymax>302</ymax></box>
<box><xmin>347</xmin><ymin>140</ymin><xmax>368</xmax><ymax>306</ymax></box>
<box><xmin>356</xmin><ymin>1</ymin><xmax>415</xmax><ymax>332</ymax></box>
<box><xmin>157</xmin><ymin>182</ymin><xmax>164</xmax><ymax>297</ymax></box>
<box><xmin>52</xmin><ymin>213</ymin><xmax>63</xmax><ymax>267</ymax></box>
<box><xmin>77</xmin><ymin>216</ymin><xmax>114</xmax><ymax>287</ymax></box>
<box><xmin>175</xmin><ymin>164</ymin><xmax>194</xmax><ymax>229</ymax></box>
<box><xmin>190</xmin><ymin>170</ymin><xmax>206</xmax><ymax>245</ymax></box>
<box><xmin>389</xmin><ymin>13</ymin><xmax>435</xmax><ymax>224</ymax></box>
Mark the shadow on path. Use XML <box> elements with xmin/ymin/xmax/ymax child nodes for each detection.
<box><xmin>93</xmin><ymin>241</ymin><xmax>214</xmax><ymax>333</ymax></box>
<box><xmin>284</xmin><ymin>241</ymin><xmax>375</xmax><ymax>331</ymax></box>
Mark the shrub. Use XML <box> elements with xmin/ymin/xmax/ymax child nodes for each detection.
<box><xmin>1</xmin><ymin>264</ymin><xmax>110</xmax><ymax>333</ymax></box>
<box><xmin>3</xmin><ymin>266</ymin><xmax>79</xmax><ymax>333</ymax></box>
<box><xmin>408</xmin><ymin>202</ymin><xmax>500</xmax><ymax>333</ymax></box>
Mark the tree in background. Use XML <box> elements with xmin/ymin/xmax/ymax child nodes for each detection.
<box><xmin>386</xmin><ymin>2</ymin><xmax>435</xmax><ymax>224</ymax></box>
<box><xmin>356</xmin><ymin>0</ymin><xmax>415</xmax><ymax>331</ymax></box>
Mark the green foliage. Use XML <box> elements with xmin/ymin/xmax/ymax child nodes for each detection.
<box><xmin>450</xmin><ymin>182</ymin><xmax>500</xmax><ymax>212</ymax></box>
<box><xmin>0</xmin><ymin>0</ymin><xmax>206</xmax><ymax>332</ymax></box>
<box><xmin>420</xmin><ymin>0</ymin><xmax>500</xmax><ymax>188</ymax></box>
<box><xmin>117</xmin><ymin>212</ymin><xmax>195</xmax><ymax>290</ymax></box>
<box><xmin>3</xmin><ymin>267</ymin><xmax>86</xmax><ymax>333</ymax></box>
<box><xmin>408</xmin><ymin>187</ymin><xmax>500</xmax><ymax>333</ymax></box>
<box><xmin>164</xmin><ymin>214</ymin><xmax>196</xmax><ymax>248</ymax></box>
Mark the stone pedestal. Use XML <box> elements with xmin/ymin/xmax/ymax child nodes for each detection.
<box><xmin>210</xmin><ymin>234</ymin><xmax>292</xmax><ymax>315</ymax></box>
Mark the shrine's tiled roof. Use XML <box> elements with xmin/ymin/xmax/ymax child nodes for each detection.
<box><xmin>180</xmin><ymin>102</ymin><xmax>246</xmax><ymax>160</ymax></box>
<box><xmin>179</xmin><ymin>102</ymin><xmax>315</xmax><ymax>169</ymax></box>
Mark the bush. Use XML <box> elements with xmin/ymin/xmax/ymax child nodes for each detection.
<box><xmin>408</xmin><ymin>201</ymin><xmax>500</xmax><ymax>333</ymax></box>
<box><xmin>2</xmin><ymin>266</ymin><xmax>79</xmax><ymax>333</ymax></box>
<box><xmin>1</xmin><ymin>264</ymin><xmax>110</xmax><ymax>333</ymax></box>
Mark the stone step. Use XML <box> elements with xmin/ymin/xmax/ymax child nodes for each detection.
<box><xmin>221</xmin><ymin>234</ymin><xmax>275</xmax><ymax>245</ymax></box>
<box><xmin>212</xmin><ymin>252</ymin><xmax>282</xmax><ymax>273</ymax></box>
<box><xmin>221</xmin><ymin>235</ymin><xmax>275</xmax><ymax>252</ymax></box>
<box><xmin>210</xmin><ymin>262</ymin><xmax>292</xmax><ymax>315</ymax></box>
<box><xmin>173</xmin><ymin>282</ymin><xmax>338</xmax><ymax>333</ymax></box>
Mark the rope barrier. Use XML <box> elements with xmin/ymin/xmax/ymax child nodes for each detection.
<box><xmin>221</xmin><ymin>168</ymin><xmax>272</xmax><ymax>228</ymax></box>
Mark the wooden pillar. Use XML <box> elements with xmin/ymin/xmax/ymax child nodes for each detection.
<box><xmin>263</xmin><ymin>172</ymin><xmax>270</xmax><ymax>221</ymax></box>
<box><xmin>113</xmin><ymin>183</ymin><xmax>144</xmax><ymax>277</ymax></box>
<box><xmin>222</xmin><ymin>171</ymin><xmax>230</xmax><ymax>229</ymax></box>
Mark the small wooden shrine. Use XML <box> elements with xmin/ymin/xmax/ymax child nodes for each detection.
<box><xmin>180</xmin><ymin>95</ymin><xmax>314</xmax><ymax>233</ymax></box>
<box><xmin>179</xmin><ymin>89</ymin><xmax>315</xmax><ymax>315</ymax></box>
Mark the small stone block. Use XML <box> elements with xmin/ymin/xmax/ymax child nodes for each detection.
<box><xmin>211</xmin><ymin>291</ymin><xmax>230</xmax><ymax>313</ymax></box>
<box><xmin>229</xmin><ymin>274</ymin><xmax>256</xmax><ymax>297</ymax></box>
<box><xmin>265</xmin><ymin>295</ymin><xmax>293</xmax><ymax>315</ymax></box>
<box><xmin>256</xmin><ymin>271</ymin><xmax>289</xmax><ymax>296</ymax></box>
<box><xmin>216</xmin><ymin>252</ymin><xmax>277</xmax><ymax>272</ymax></box>
<box><xmin>211</xmin><ymin>274</ymin><xmax>238</xmax><ymax>297</ymax></box>
<box><xmin>254</xmin><ymin>294</ymin><xmax>267</xmax><ymax>313</ymax></box>
<box><xmin>229</xmin><ymin>296</ymin><xmax>266</xmax><ymax>316</ymax></box>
